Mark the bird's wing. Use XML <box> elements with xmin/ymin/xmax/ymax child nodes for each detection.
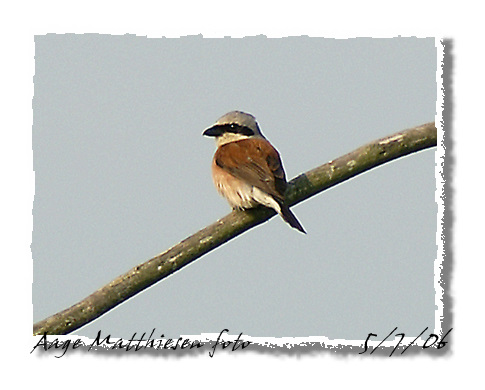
<box><xmin>214</xmin><ymin>138</ymin><xmax>287</xmax><ymax>201</ymax></box>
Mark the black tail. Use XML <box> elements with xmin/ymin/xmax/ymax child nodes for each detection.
<box><xmin>280</xmin><ymin>205</ymin><xmax>306</xmax><ymax>234</ymax></box>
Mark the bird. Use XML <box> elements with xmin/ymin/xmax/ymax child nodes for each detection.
<box><xmin>203</xmin><ymin>110</ymin><xmax>306</xmax><ymax>233</ymax></box>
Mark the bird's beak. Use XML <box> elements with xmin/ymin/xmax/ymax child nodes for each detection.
<box><xmin>202</xmin><ymin>125</ymin><xmax>222</xmax><ymax>137</ymax></box>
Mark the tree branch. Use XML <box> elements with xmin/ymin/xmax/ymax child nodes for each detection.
<box><xmin>33</xmin><ymin>122</ymin><xmax>437</xmax><ymax>335</ymax></box>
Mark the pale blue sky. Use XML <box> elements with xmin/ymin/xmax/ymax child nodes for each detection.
<box><xmin>32</xmin><ymin>35</ymin><xmax>437</xmax><ymax>340</ymax></box>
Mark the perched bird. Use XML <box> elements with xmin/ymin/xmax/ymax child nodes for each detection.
<box><xmin>203</xmin><ymin>111</ymin><xmax>306</xmax><ymax>233</ymax></box>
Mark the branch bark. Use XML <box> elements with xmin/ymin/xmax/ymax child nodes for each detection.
<box><xmin>33</xmin><ymin>122</ymin><xmax>437</xmax><ymax>335</ymax></box>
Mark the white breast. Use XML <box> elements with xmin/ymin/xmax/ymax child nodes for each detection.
<box><xmin>212</xmin><ymin>166</ymin><xmax>282</xmax><ymax>214</ymax></box>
